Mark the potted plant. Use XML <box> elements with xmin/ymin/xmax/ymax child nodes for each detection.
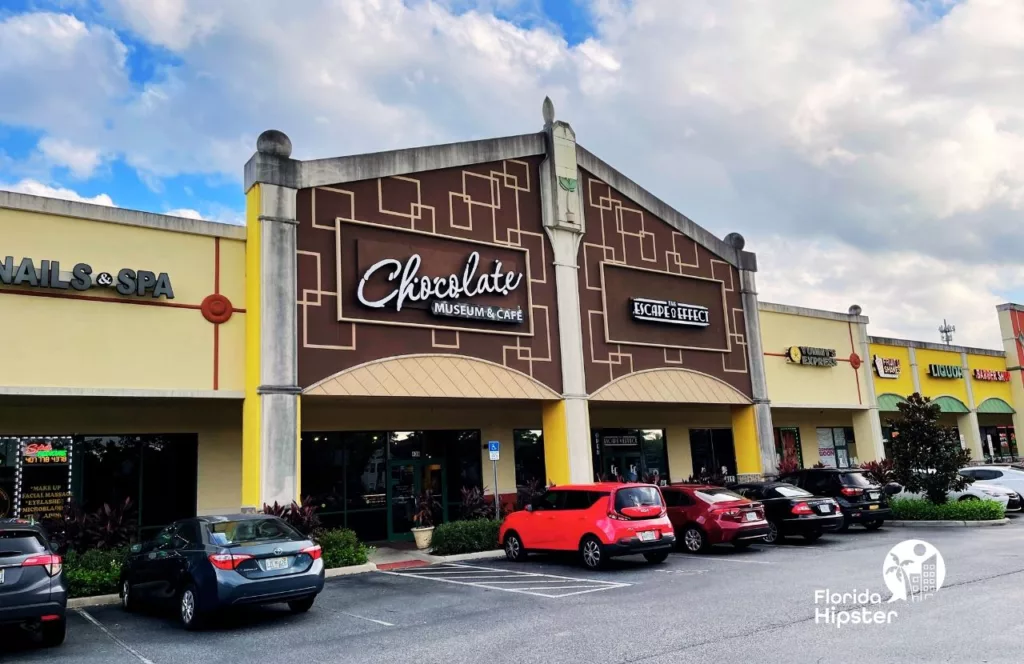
<box><xmin>411</xmin><ymin>490</ymin><xmax>436</xmax><ymax>550</ymax></box>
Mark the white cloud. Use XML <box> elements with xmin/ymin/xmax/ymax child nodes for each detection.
<box><xmin>37</xmin><ymin>137</ymin><xmax>104</xmax><ymax>178</ymax></box>
<box><xmin>0</xmin><ymin>178</ymin><xmax>114</xmax><ymax>206</ymax></box>
<box><xmin>4</xmin><ymin>0</ymin><xmax>1024</xmax><ymax>344</ymax></box>
<box><xmin>164</xmin><ymin>207</ymin><xmax>203</xmax><ymax>219</ymax></box>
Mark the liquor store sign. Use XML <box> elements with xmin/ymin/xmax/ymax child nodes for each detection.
<box><xmin>1</xmin><ymin>256</ymin><xmax>174</xmax><ymax>298</ymax></box>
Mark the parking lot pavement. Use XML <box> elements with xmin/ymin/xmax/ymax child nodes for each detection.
<box><xmin>6</xmin><ymin>523</ymin><xmax>1024</xmax><ymax>664</ymax></box>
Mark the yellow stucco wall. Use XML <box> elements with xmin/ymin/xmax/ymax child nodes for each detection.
<box><xmin>869</xmin><ymin>343</ymin><xmax>915</xmax><ymax>400</ymax></box>
<box><xmin>916</xmin><ymin>348</ymin><xmax>969</xmax><ymax>404</ymax></box>
<box><xmin>0</xmin><ymin>206</ymin><xmax>245</xmax><ymax>392</ymax></box>
<box><xmin>0</xmin><ymin>398</ymin><xmax>242</xmax><ymax>514</ymax></box>
<box><xmin>967</xmin><ymin>354</ymin><xmax>1013</xmax><ymax>405</ymax></box>
<box><xmin>760</xmin><ymin>310</ymin><xmax>864</xmax><ymax>407</ymax></box>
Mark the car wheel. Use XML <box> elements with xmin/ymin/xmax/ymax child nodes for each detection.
<box><xmin>41</xmin><ymin>618</ymin><xmax>66</xmax><ymax>647</ymax></box>
<box><xmin>504</xmin><ymin>532</ymin><xmax>526</xmax><ymax>562</ymax></box>
<box><xmin>178</xmin><ymin>582</ymin><xmax>204</xmax><ymax>631</ymax></box>
<box><xmin>863</xmin><ymin>520</ymin><xmax>884</xmax><ymax>531</ymax></box>
<box><xmin>763</xmin><ymin>520</ymin><xmax>781</xmax><ymax>544</ymax></box>
<box><xmin>120</xmin><ymin>580</ymin><xmax>137</xmax><ymax>612</ymax></box>
<box><xmin>959</xmin><ymin>495</ymin><xmax>980</xmax><ymax>501</ymax></box>
<box><xmin>580</xmin><ymin>535</ymin><xmax>606</xmax><ymax>570</ymax></box>
<box><xmin>643</xmin><ymin>551</ymin><xmax>669</xmax><ymax>564</ymax></box>
<box><xmin>802</xmin><ymin>531</ymin><xmax>823</xmax><ymax>542</ymax></box>
<box><xmin>288</xmin><ymin>596</ymin><xmax>316</xmax><ymax>613</ymax></box>
<box><xmin>681</xmin><ymin>526</ymin><xmax>708</xmax><ymax>554</ymax></box>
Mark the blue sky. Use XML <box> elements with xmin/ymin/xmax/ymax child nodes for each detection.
<box><xmin>0</xmin><ymin>0</ymin><xmax>1020</xmax><ymax>346</ymax></box>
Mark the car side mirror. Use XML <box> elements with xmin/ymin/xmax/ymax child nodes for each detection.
<box><xmin>884</xmin><ymin>482</ymin><xmax>902</xmax><ymax>496</ymax></box>
<box><xmin>130</xmin><ymin>543</ymin><xmax>142</xmax><ymax>554</ymax></box>
<box><xmin>525</xmin><ymin>504</ymin><xmax>534</xmax><ymax>513</ymax></box>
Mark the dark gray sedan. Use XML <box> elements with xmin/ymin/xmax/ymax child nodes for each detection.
<box><xmin>0</xmin><ymin>519</ymin><xmax>67</xmax><ymax>647</ymax></box>
<box><xmin>120</xmin><ymin>514</ymin><xmax>325</xmax><ymax>629</ymax></box>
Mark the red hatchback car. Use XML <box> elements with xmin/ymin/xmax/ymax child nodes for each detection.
<box><xmin>661</xmin><ymin>485</ymin><xmax>769</xmax><ymax>553</ymax></box>
<box><xmin>499</xmin><ymin>483</ymin><xmax>676</xmax><ymax>570</ymax></box>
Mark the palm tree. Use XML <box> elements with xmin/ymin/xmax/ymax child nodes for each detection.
<box><xmin>885</xmin><ymin>553</ymin><xmax>914</xmax><ymax>601</ymax></box>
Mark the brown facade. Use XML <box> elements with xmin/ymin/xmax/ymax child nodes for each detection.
<box><xmin>578</xmin><ymin>169</ymin><xmax>752</xmax><ymax>397</ymax></box>
<box><xmin>296</xmin><ymin>157</ymin><xmax>562</xmax><ymax>392</ymax></box>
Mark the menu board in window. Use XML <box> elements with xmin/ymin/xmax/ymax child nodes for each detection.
<box><xmin>16</xmin><ymin>436</ymin><xmax>73</xmax><ymax>521</ymax></box>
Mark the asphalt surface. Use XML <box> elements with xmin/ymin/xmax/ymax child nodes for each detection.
<box><xmin>4</xmin><ymin>518</ymin><xmax>1024</xmax><ymax>664</ymax></box>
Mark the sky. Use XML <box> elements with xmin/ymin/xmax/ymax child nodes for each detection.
<box><xmin>1</xmin><ymin>0</ymin><xmax>1022</xmax><ymax>347</ymax></box>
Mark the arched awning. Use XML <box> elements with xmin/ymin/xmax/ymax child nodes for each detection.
<box><xmin>877</xmin><ymin>393</ymin><xmax>907</xmax><ymax>412</ymax></box>
<box><xmin>589</xmin><ymin>368</ymin><xmax>751</xmax><ymax>404</ymax></box>
<box><xmin>932</xmin><ymin>395</ymin><xmax>969</xmax><ymax>413</ymax></box>
<box><xmin>303</xmin><ymin>354</ymin><xmax>560</xmax><ymax>400</ymax></box>
<box><xmin>978</xmin><ymin>397</ymin><xmax>1015</xmax><ymax>414</ymax></box>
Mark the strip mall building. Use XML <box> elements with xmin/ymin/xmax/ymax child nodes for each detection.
<box><xmin>1</xmin><ymin>105</ymin><xmax>1020</xmax><ymax>541</ymax></box>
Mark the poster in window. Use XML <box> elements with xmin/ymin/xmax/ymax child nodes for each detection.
<box><xmin>816</xmin><ymin>428</ymin><xmax>837</xmax><ymax>468</ymax></box>
<box><xmin>17</xmin><ymin>436</ymin><xmax>73</xmax><ymax>522</ymax></box>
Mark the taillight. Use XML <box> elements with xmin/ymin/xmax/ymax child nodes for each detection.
<box><xmin>713</xmin><ymin>508</ymin><xmax>743</xmax><ymax>522</ymax></box>
<box><xmin>841</xmin><ymin>487</ymin><xmax>864</xmax><ymax>497</ymax></box>
<box><xmin>607</xmin><ymin>509</ymin><xmax>630</xmax><ymax>521</ymax></box>
<box><xmin>208</xmin><ymin>553</ymin><xmax>253</xmax><ymax>570</ymax></box>
<box><xmin>22</xmin><ymin>554</ymin><xmax>62</xmax><ymax>577</ymax></box>
<box><xmin>301</xmin><ymin>544</ymin><xmax>322</xmax><ymax>560</ymax></box>
<box><xmin>791</xmin><ymin>502</ymin><xmax>815</xmax><ymax>515</ymax></box>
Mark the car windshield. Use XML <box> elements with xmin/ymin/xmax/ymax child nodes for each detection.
<box><xmin>840</xmin><ymin>472</ymin><xmax>875</xmax><ymax>488</ymax></box>
<box><xmin>614</xmin><ymin>487</ymin><xmax>663</xmax><ymax>510</ymax></box>
<box><xmin>695</xmin><ymin>488</ymin><xmax>745</xmax><ymax>503</ymax></box>
<box><xmin>206</xmin><ymin>518</ymin><xmax>303</xmax><ymax>547</ymax></box>
<box><xmin>771</xmin><ymin>485</ymin><xmax>811</xmax><ymax>498</ymax></box>
<box><xmin>0</xmin><ymin>531</ymin><xmax>46</xmax><ymax>557</ymax></box>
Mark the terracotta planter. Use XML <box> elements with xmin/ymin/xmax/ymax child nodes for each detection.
<box><xmin>411</xmin><ymin>526</ymin><xmax>434</xmax><ymax>550</ymax></box>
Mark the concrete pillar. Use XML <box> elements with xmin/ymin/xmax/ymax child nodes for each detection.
<box><xmin>538</xmin><ymin>98</ymin><xmax>593</xmax><ymax>485</ymax></box>
<box><xmin>851</xmin><ymin>305</ymin><xmax>885</xmax><ymax>461</ymax></box>
<box><xmin>908</xmin><ymin>347</ymin><xmax>922</xmax><ymax>394</ymax></box>
<box><xmin>997</xmin><ymin>304</ymin><xmax>1024</xmax><ymax>439</ymax></box>
<box><xmin>737</xmin><ymin>267</ymin><xmax>775</xmax><ymax>477</ymax></box>
<box><xmin>851</xmin><ymin>410</ymin><xmax>881</xmax><ymax>463</ymax></box>
<box><xmin>960</xmin><ymin>350</ymin><xmax>985</xmax><ymax>461</ymax></box>
<box><xmin>242</xmin><ymin>130</ymin><xmax>301</xmax><ymax>510</ymax></box>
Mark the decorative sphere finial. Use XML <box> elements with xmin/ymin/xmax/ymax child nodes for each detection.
<box><xmin>542</xmin><ymin>96</ymin><xmax>555</xmax><ymax>125</ymax></box>
<box><xmin>849</xmin><ymin>304</ymin><xmax>863</xmax><ymax>316</ymax></box>
<box><xmin>257</xmin><ymin>130</ymin><xmax>292</xmax><ymax>158</ymax></box>
<box><xmin>724</xmin><ymin>232</ymin><xmax>746</xmax><ymax>250</ymax></box>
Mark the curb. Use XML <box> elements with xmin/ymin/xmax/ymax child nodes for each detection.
<box><xmin>69</xmin><ymin>594</ymin><xmax>121</xmax><ymax>609</ymax></box>
<box><xmin>885</xmin><ymin>518</ymin><xmax>1010</xmax><ymax>528</ymax></box>
<box><xmin>325</xmin><ymin>562</ymin><xmax>378</xmax><ymax>578</ymax></box>
<box><xmin>421</xmin><ymin>549</ymin><xmax>505</xmax><ymax>564</ymax></box>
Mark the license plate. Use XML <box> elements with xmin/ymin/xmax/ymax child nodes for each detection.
<box><xmin>264</xmin><ymin>557</ymin><xmax>289</xmax><ymax>571</ymax></box>
<box><xmin>744</xmin><ymin>512</ymin><xmax>759</xmax><ymax>521</ymax></box>
<box><xmin>638</xmin><ymin>531</ymin><xmax>658</xmax><ymax>542</ymax></box>
<box><xmin>869</xmin><ymin>504</ymin><xmax>879</xmax><ymax>510</ymax></box>
<box><xmin>868</xmin><ymin>492</ymin><xmax>880</xmax><ymax>500</ymax></box>
<box><xmin>818</xmin><ymin>504</ymin><xmax>832</xmax><ymax>513</ymax></box>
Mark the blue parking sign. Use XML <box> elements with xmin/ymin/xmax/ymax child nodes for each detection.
<box><xmin>488</xmin><ymin>440</ymin><xmax>500</xmax><ymax>461</ymax></box>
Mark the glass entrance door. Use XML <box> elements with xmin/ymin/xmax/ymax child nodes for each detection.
<box><xmin>386</xmin><ymin>459</ymin><xmax>448</xmax><ymax>541</ymax></box>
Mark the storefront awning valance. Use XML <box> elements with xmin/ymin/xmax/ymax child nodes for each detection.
<box><xmin>590</xmin><ymin>368</ymin><xmax>751</xmax><ymax>404</ymax></box>
<box><xmin>978</xmin><ymin>397</ymin><xmax>1015</xmax><ymax>414</ymax></box>
<box><xmin>877</xmin><ymin>393</ymin><xmax>906</xmax><ymax>412</ymax></box>
<box><xmin>932</xmin><ymin>396</ymin><xmax>969</xmax><ymax>413</ymax></box>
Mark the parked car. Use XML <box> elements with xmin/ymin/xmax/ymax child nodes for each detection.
<box><xmin>120</xmin><ymin>514</ymin><xmax>325</xmax><ymax>629</ymax></box>
<box><xmin>730</xmin><ymin>482</ymin><xmax>842</xmax><ymax>543</ymax></box>
<box><xmin>660</xmin><ymin>484</ymin><xmax>769</xmax><ymax>552</ymax></box>
<box><xmin>499</xmin><ymin>483</ymin><xmax>676</xmax><ymax>570</ymax></box>
<box><xmin>898</xmin><ymin>470</ymin><xmax>1021</xmax><ymax>511</ymax></box>
<box><xmin>961</xmin><ymin>466</ymin><xmax>1024</xmax><ymax>503</ymax></box>
<box><xmin>778</xmin><ymin>468</ymin><xmax>895</xmax><ymax>531</ymax></box>
<box><xmin>0</xmin><ymin>519</ymin><xmax>67</xmax><ymax>647</ymax></box>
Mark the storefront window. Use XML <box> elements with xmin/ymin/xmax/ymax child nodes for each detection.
<box><xmin>980</xmin><ymin>426</ymin><xmax>1018</xmax><ymax>463</ymax></box>
<box><xmin>514</xmin><ymin>429</ymin><xmax>545</xmax><ymax>489</ymax></box>
<box><xmin>592</xmin><ymin>429</ymin><xmax>669</xmax><ymax>484</ymax></box>
<box><xmin>815</xmin><ymin>428</ymin><xmax>857</xmax><ymax>469</ymax></box>
<box><xmin>0</xmin><ymin>438</ymin><xmax>17</xmax><ymax>518</ymax></box>
<box><xmin>688</xmin><ymin>429</ymin><xmax>737</xmax><ymax>480</ymax></box>
<box><xmin>773</xmin><ymin>428</ymin><xmax>802</xmax><ymax>469</ymax></box>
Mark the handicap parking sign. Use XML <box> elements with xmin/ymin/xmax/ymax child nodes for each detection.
<box><xmin>488</xmin><ymin>440</ymin><xmax>500</xmax><ymax>461</ymax></box>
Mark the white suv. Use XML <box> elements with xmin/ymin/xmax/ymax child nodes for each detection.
<box><xmin>961</xmin><ymin>466</ymin><xmax>1024</xmax><ymax>510</ymax></box>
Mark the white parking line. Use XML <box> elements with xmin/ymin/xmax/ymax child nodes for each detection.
<box><xmin>340</xmin><ymin>612</ymin><xmax>395</xmax><ymax>627</ymax></box>
<box><xmin>378</xmin><ymin>563</ymin><xmax>631</xmax><ymax>599</ymax></box>
<box><xmin>697</xmin><ymin>556</ymin><xmax>775</xmax><ymax>565</ymax></box>
<box><xmin>77</xmin><ymin>609</ymin><xmax>157</xmax><ymax>664</ymax></box>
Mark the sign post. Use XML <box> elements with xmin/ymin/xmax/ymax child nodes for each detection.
<box><xmin>488</xmin><ymin>441</ymin><xmax>500</xmax><ymax>520</ymax></box>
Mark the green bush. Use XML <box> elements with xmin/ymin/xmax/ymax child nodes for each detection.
<box><xmin>64</xmin><ymin>548</ymin><xmax>125</xmax><ymax>598</ymax></box>
<box><xmin>429</xmin><ymin>519</ymin><xmax>501</xmax><ymax>555</ymax></box>
<box><xmin>890</xmin><ymin>497</ymin><xmax>1005</xmax><ymax>521</ymax></box>
<box><xmin>317</xmin><ymin>528</ymin><xmax>370</xmax><ymax>568</ymax></box>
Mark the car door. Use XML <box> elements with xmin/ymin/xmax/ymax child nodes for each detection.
<box><xmin>156</xmin><ymin>520</ymin><xmax>202</xmax><ymax>600</ymax></box>
<box><xmin>664</xmin><ymin>489</ymin><xmax>698</xmax><ymax>530</ymax></box>
<box><xmin>558</xmin><ymin>490</ymin><xmax>595</xmax><ymax>551</ymax></box>
<box><xmin>526</xmin><ymin>490</ymin><xmax>564</xmax><ymax>549</ymax></box>
<box><xmin>131</xmin><ymin>525</ymin><xmax>176</xmax><ymax>599</ymax></box>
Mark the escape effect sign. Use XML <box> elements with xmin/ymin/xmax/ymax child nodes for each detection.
<box><xmin>629</xmin><ymin>298</ymin><xmax>711</xmax><ymax>327</ymax></box>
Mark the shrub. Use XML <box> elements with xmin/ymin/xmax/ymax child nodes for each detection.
<box><xmin>777</xmin><ymin>457</ymin><xmax>800</xmax><ymax>475</ymax></box>
<box><xmin>460</xmin><ymin>486</ymin><xmax>493</xmax><ymax>520</ymax></box>
<box><xmin>890</xmin><ymin>497</ymin><xmax>1004</xmax><ymax>521</ymax></box>
<box><xmin>262</xmin><ymin>496</ymin><xmax>322</xmax><ymax>537</ymax></box>
<box><xmin>64</xmin><ymin>548</ymin><xmax>125</xmax><ymax>598</ymax></box>
<box><xmin>317</xmin><ymin>528</ymin><xmax>370</xmax><ymax>568</ymax></box>
<box><xmin>45</xmin><ymin>498</ymin><xmax>137</xmax><ymax>554</ymax></box>
<box><xmin>429</xmin><ymin>519</ymin><xmax>501</xmax><ymax>556</ymax></box>
<box><xmin>861</xmin><ymin>459</ymin><xmax>896</xmax><ymax>486</ymax></box>
<box><xmin>888</xmin><ymin>393</ymin><xmax>972</xmax><ymax>503</ymax></box>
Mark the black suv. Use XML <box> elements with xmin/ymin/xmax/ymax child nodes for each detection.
<box><xmin>777</xmin><ymin>469</ymin><xmax>894</xmax><ymax>531</ymax></box>
<box><xmin>0</xmin><ymin>519</ymin><xmax>67</xmax><ymax>646</ymax></box>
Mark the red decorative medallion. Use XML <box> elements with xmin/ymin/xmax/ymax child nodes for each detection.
<box><xmin>849</xmin><ymin>353</ymin><xmax>862</xmax><ymax>370</ymax></box>
<box><xmin>201</xmin><ymin>293</ymin><xmax>233</xmax><ymax>324</ymax></box>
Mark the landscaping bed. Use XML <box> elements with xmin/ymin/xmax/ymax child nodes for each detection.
<box><xmin>890</xmin><ymin>497</ymin><xmax>1006</xmax><ymax>521</ymax></box>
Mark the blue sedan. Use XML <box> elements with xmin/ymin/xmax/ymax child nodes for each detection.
<box><xmin>120</xmin><ymin>514</ymin><xmax>325</xmax><ymax>629</ymax></box>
